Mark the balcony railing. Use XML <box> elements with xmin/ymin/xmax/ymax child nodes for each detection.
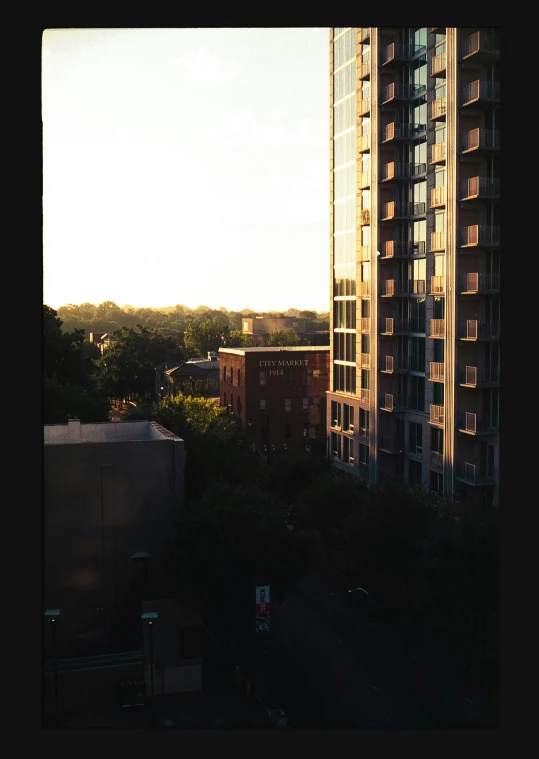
<box><xmin>379</xmin><ymin>435</ymin><xmax>404</xmax><ymax>454</ymax></box>
<box><xmin>459</xmin><ymin>176</ymin><xmax>500</xmax><ymax>200</ymax></box>
<box><xmin>457</xmin><ymin>272</ymin><xmax>500</xmax><ymax>293</ymax></box>
<box><xmin>381</xmin><ymin>317</ymin><xmax>409</xmax><ymax>335</ymax></box>
<box><xmin>429</xmin><ymin>362</ymin><xmax>445</xmax><ymax>381</ymax></box>
<box><xmin>458</xmin><ymin>365</ymin><xmax>500</xmax><ymax>386</ymax></box>
<box><xmin>431</xmin><ymin>231</ymin><xmax>445</xmax><ymax>251</ymax></box>
<box><xmin>461</xmin><ymin>80</ymin><xmax>500</xmax><ymax>107</ymax></box>
<box><xmin>380</xmin><ymin>162</ymin><xmax>409</xmax><ymax>181</ymax></box>
<box><xmin>382</xmin><ymin>279</ymin><xmax>396</xmax><ymax>297</ymax></box>
<box><xmin>430</xmin><ymin>319</ymin><xmax>445</xmax><ymax>338</ymax></box>
<box><xmin>431</xmin><ymin>51</ymin><xmax>446</xmax><ymax>76</ymax></box>
<box><xmin>459</xmin><ymin>224</ymin><xmax>500</xmax><ymax>247</ymax></box>
<box><xmin>457</xmin><ymin>319</ymin><xmax>500</xmax><ymax>340</ymax></box>
<box><xmin>382</xmin><ymin>240</ymin><xmax>425</xmax><ymax>258</ymax></box>
<box><xmin>358</xmin><ymin>171</ymin><xmax>370</xmax><ymax>189</ymax></box>
<box><xmin>359</xmin><ymin>318</ymin><xmax>371</xmax><ymax>333</ymax></box>
<box><xmin>358</xmin><ymin>245</ymin><xmax>370</xmax><ymax>262</ymax></box>
<box><xmin>358</xmin><ymin>98</ymin><xmax>370</xmax><ymax>116</ymax></box>
<box><xmin>381</xmin><ymin>201</ymin><xmax>413</xmax><ymax>220</ymax></box>
<box><xmin>455</xmin><ymin>461</ymin><xmax>497</xmax><ymax>486</ymax></box>
<box><xmin>431</xmin><ymin>275</ymin><xmax>445</xmax><ymax>295</ymax></box>
<box><xmin>431</xmin><ymin>186</ymin><xmax>446</xmax><ymax>207</ymax></box>
<box><xmin>359</xmin><ymin>353</ymin><xmax>370</xmax><ymax>369</ymax></box>
<box><xmin>429</xmin><ymin>404</ymin><xmax>444</xmax><ymax>426</ymax></box>
<box><xmin>457</xmin><ymin>411</ymin><xmax>498</xmax><ymax>435</ymax></box>
<box><xmin>380</xmin><ymin>82</ymin><xmax>411</xmax><ymax>104</ymax></box>
<box><xmin>461</xmin><ymin>31</ymin><xmax>500</xmax><ymax>59</ymax></box>
<box><xmin>381</xmin><ymin>393</ymin><xmax>397</xmax><ymax>411</ymax></box>
<box><xmin>380</xmin><ymin>279</ymin><xmax>425</xmax><ymax>297</ymax></box>
<box><xmin>461</xmin><ymin>128</ymin><xmax>500</xmax><ymax>153</ymax></box>
<box><xmin>431</xmin><ymin>96</ymin><xmax>447</xmax><ymax>120</ymax></box>
<box><xmin>381</xmin><ymin>42</ymin><xmax>411</xmax><ymax>64</ymax></box>
<box><xmin>430</xmin><ymin>451</ymin><xmax>444</xmax><ymax>472</ymax></box>
<box><xmin>382</xmin><ymin>355</ymin><xmax>394</xmax><ymax>372</ymax></box>
<box><xmin>381</xmin><ymin>122</ymin><xmax>426</xmax><ymax>142</ymax></box>
<box><xmin>358</xmin><ymin>388</ymin><xmax>370</xmax><ymax>404</ymax></box>
<box><xmin>357</xmin><ymin>134</ymin><xmax>371</xmax><ymax>153</ymax></box>
<box><xmin>358</xmin><ymin>28</ymin><xmax>370</xmax><ymax>43</ymax></box>
<box><xmin>358</xmin><ymin>60</ymin><xmax>370</xmax><ymax>79</ymax></box>
<box><xmin>358</xmin><ymin>280</ymin><xmax>371</xmax><ymax>297</ymax></box>
<box><xmin>431</xmin><ymin>142</ymin><xmax>447</xmax><ymax>163</ymax></box>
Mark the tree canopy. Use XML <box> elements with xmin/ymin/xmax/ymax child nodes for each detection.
<box><xmin>184</xmin><ymin>319</ymin><xmax>231</xmax><ymax>356</ymax></box>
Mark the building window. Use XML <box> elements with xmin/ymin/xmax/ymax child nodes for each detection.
<box><xmin>408</xmin><ymin>459</ymin><xmax>422</xmax><ymax>487</ymax></box>
<box><xmin>359</xmin><ymin>408</ymin><xmax>369</xmax><ymax>434</ymax></box>
<box><xmin>237</xmin><ymin>369</ymin><xmax>241</xmax><ymax>386</ymax></box>
<box><xmin>285</xmin><ymin>398</ymin><xmax>292</xmax><ymax>413</ymax></box>
<box><xmin>409</xmin><ymin>376</ymin><xmax>425</xmax><ymax>411</ymax></box>
<box><xmin>331</xmin><ymin>400</ymin><xmax>342</xmax><ymax>429</ymax></box>
<box><xmin>285</xmin><ymin>424</ymin><xmax>292</xmax><ymax>440</ymax></box>
<box><xmin>260</xmin><ymin>399</ymin><xmax>267</xmax><ymax>412</ymax></box>
<box><xmin>301</xmin><ymin>369</ymin><xmax>309</xmax><ymax>385</ymax></box>
<box><xmin>223</xmin><ymin>366</ymin><xmax>227</xmax><ymax>382</ymax></box>
<box><xmin>302</xmin><ymin>397</ymin><xmax>309</xmax><ymax>412</ymax></box>
<box><xmin>331</xmin><ymin>432</ymin><xmax>341</xmax><ymax>458</ymax></box>
<box><xmin>303</xmin><ymin>422</ymin><xmax>310</xmax><ymax>437</ymax></box>
<box><xmin>429</xmin><ymin>470</ymin><xmax>443</xmax><ymax>495</ymax></box>
<box><xmin>433</xmin><ymin>382</ymin><xmax>444</xmax><ymax>406</ymax></box>
<box><xmin>230</xmin><ymin>396</ymin><xmax>234</xmax><ymax>411</ymax></box>
<box><xmin>284</xmin><ymin>368</ymin><xmax>292</xmax><ymax>384</ymax></box>
<box><xmin>343</xmin><ymin>404</ymin><xmax>354</xmax><ymax>432</ymax></box>
<box><xmin>313</xmin><ymin>369</ymin><xmax>320</xmax><ymax>377</ymax></box>
<box><xmin>410</xmin><ymin>298</ymin><xmax>426</xmax><ymax>333</ymax></box>
<box><xmin>433</xmin><ymin>297</ymin><xmax>445</xmax><ymax>320</ymax></box>
<box><xmin>409</xmin><ymin>422</ymin><xmax>423</xmax><ymax>455</ymax></box>
<box><xmin>223</xmin><ymin>392</ymin><xmax>227</xmax><ymax>408</ymax></box>
<box><xmin>410</xmin><ymin>337</ymin><xmax>426</xmax><ymax>373</ymax></box>
<box><xmin>243</xmin><ymin>321</ymin><xmax>249</xmax><ymax>331</ymax></box>
<box><xmin>230</xmin><ymin>367</ymin><xmax>234</xmax><ymax>384</ymax></box>
<box><xmin>431</xmin><ymin>427</ymin><xmax>443</xmax><ymax>453</ymax></box>
<box><xmin>359</xmin><ymin>443</ymin><xmax>369</xmax><ymax>465</ymax></box>
<box><xmin>259</xmin><ymin>371</ymin><xmax>267</xmax><ymax>386</ymax></box>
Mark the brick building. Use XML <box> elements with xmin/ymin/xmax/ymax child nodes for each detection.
<box><xmin>219</xmin><ymin>346</ymin><xmax>330</xmax><ymax>454</ymax></box>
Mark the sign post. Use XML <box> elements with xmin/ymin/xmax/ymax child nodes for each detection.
<box><xmin>255</xmin><ymin>585</ymin><xmax>271</xmax><ymax>634</ymax></box>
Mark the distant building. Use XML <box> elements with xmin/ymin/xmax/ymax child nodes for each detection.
<box><xmin>219</xmin><ymin>346</ymin><xmax>330</xmax><ymax>454</ymax></box>
<box><xmin>241</xmin><ymin>316</ymin><xmax>307</xmax><ymax>345</ymax></box>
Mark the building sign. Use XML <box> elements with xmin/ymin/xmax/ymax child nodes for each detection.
<box><xmin>255</xmin><ymin>585</ymin><xmax>270</xmax><ymax>634</ymax></box>
<box><xmin>258</xmin><ymin>359</ymin><xmax>309</xmax><ymax>367</ymax></box>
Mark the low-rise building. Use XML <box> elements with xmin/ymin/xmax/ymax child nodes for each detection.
<box><xmin>219</xmin><ymin>346</ymin><xmax>330</xmax><ymax>454</ymax></box>
<box><xmin>241</xmin><ymin>316</ymin><xmax>307</xmax><ymax>345</ymax></box>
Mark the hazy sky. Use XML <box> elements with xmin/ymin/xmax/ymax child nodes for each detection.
<box><xmin>42</xmin><ymin>27</ymin><xmax>330</xmax><ymax>313</ymax></box>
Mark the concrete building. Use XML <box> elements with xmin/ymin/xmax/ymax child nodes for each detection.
<box><xmin>327</xmin><ymin>27</ymin><xmax>499</xmax><ymax>505</ymax></box>
<box><xmin>219</xmin><ymin>346</ymin><xmax>330</xmax><ymax>454</ymax></box>
<box><xmin>43</xmin><ymin>419</ymin><xmax>186</xmax><ymax>657</ymax></box>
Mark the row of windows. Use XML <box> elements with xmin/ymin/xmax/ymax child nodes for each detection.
<box><xmin>258</xmin><ymin>397</ymin><xmax>321</xmax><ymax>413</ymax></box>
<box><xmin>333</xmin><ymin>28</ymin><xmax>356</xmax><ymax>70</ymax></box>
<box><xmin>331</xmin><ymin>401</ymin><xmax>370</xmax><ymax>433</ymax></box>
<box><xmin>222</xmin><ymin>366</ymin><xmax>241</xmax><ymax>385</ymax></box>
<box><xmin>334</xmin><ymin>61</ymin><xmax>356</xmax><ymax>104</ymax></box>
<box><xmin>259</xmin><ymin>369</ymin><xmax>310</xmax><ymax>385</ymax></box>
<box><xmin>331</xmin><ymin>432</ymin><xmax>369</xmax><ymax>466</ymax></box>
<box><xmin>260</xmin><ymin>423</ymin><xmax>321</xmax><ymax>442</ymax></box>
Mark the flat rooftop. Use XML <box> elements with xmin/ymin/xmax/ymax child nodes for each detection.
<box><xmin>219</xmin><ymin>346</ymin><xmax>330</xmax><ymax>356</ymax></box>
<box><xmin>44</xmin><ymin>419</ymin><xmax>182</xmax><ymax>445</ymax></box>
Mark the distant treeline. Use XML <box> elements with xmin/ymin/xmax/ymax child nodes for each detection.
<box><xmin>55</xmin><ymin>302</ymin><xmax>330</xmax><ymax>337</ymax></box>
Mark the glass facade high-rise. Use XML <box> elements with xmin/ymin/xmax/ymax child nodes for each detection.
<box><xmin>327</xmin><ymin>27</ymin><xmax>500</xmax><ymax>506</ymax></box>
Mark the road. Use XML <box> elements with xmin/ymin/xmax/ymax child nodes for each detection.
<box><xmin>259</xmin><ymin>568</ymin><xmax>497</xmax><ymax>728</ymax></box>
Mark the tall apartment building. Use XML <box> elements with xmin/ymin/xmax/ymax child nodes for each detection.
<box><xmin>327</xmin><ymin>27</ymin><xmax>500</xmax><ymax>506</ymax></box>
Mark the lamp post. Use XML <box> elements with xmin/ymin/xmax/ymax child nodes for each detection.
<box><xmin>44</xmin><ymin>609</ymin><xmax>61</xmax><ymax>718</ymax></box>
<box><xmin>141</xmin><ymin>612</ymin><xmax>158</xmax><ymax>715</ymax></box>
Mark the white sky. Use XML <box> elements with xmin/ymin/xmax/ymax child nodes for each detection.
<box><xmin>42</xmin><ymin>28</ymin><xmax>330</xmax><ymax>313</ymax></box>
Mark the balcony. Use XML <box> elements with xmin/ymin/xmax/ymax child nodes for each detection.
<box><xmin>358</xmin><ymin>388</ymin><xmax>370</xmax><ymax>405</ymax></box>
<box><xmin>460</xmin><ymin>128</ymin><xmax>500</xmax><ymax>154</ymax></box>
<box><xmin>457</xmin><ymin>319</ymin><xmax>500</xmax><ymax>341</ymax></box>
<box><xmin>429</xmin><ymin>362</ymin><xmax>445</xmax><ymax>382</ymax></box>
<box><xmin>381</xmin><ymin>279</ymin><xmax>425</xmax><ymax>298</ymax></box>
<box><xmin>458</xmin><ymin>365</ymin><xmax>500</xmax><ymax>387</ymax></box>
<box><xmin>460</xmin><ymin>80</ymin><xmax>500</xmax><ymax>108</ymax></box>
<box><xmin>457</xmin><ymin>272</ymin><xmax>500</xmax><ymax>294</ymax></box>
<box><xmin>430</xmin><ymin>319</ymin><xmax>445</xmax><ymax>338</ymax></box>
<box><xmin>429</xmin><ymin>404</ymin><xmax>444</xmax><ymax>427</ymax></box>
<box><xmin>358</xmin><ymin>280</ymin><xmax>371</xmax><ymax>297</ymax></box>
<box><xmin>431</xmin><ymin>96</ymin><xmax>447</xmax><ymax>120</ymax></box>
<box><xmin>380</xmin><ymin>82</ymin><xmax>411</xmax><ymax>104</ymax></box>
<box><xmin>359</xmin><ymin>353</ymin><xmax>370</xmax><ymax>369</ymax></box>
<box><xmin>359</xmin><ymin>318</ymin><xmax>371</xmax><ymax>333</ymax></box>
<box><xmin>431</xmin><ymin>141</ymin><xmax>447</xmax><ymax>164</ymax></box>
<box><xmin>358</xmin><ymin>98</ymin><xmax>370</xmax><ymax>116</ymax></box>
<box><xmin>430</xmin><ymin>275</ymin><xmax>445</xmax><ymax>295</ymax></box>
<box><xmin>431</xmin><ymin>186</ymin><xmax>446</xmax><ymax>208</ymax></box>
<box><xmin>461</xmin><ymin>31</ymin><xmax>500</xmax><ymax>61</ymax></box>
<box><xmin>358</xmin><ymin>28</ymin><xmax>370</xmax><ymax>43</ymax></box>
<box><xmin>380</xmin><ymin>162</ymin><xmax>416</xmax><ymax>182</ymax></box>
<box><xmin>358</xmin><ymin>245</ymin><xmax>370</xmax><ymax>262</ymax></box>
<box><xmin>381</xmin><ymin>122</ymin><xmax>424</xmax><ymax>143</ymax></box>
<box><xmin>381</xmin><ymin>201</ymin><xmax>412</xmax><ymax>220</ymax></box>
<box><xmin>382</xmin><ymin>240</ymin><xmax>425</xmax><ymax>259</ymax></box>
<box><xmin>358</xmin><ymin>171</ymin><xmax>370</xmax><ymax>189</ymax></box>
<box><xmin>457</xmin><ymin>411</ymin><xmax>498</xmax><ymax>435</ymax></box>
<box><xmin>381</xmin><ymin>42</ymin><xmax>410</xmax><ymax>65</ymax></box>
<box><xmin>358</xmin><ymin>208</ymin><xmax>370</xmax><ymax>226</ymax></box>
<box><xmin>381</xmin><ymin>317</ymin><xmax>409</xmax><ymax>335</ymax></box>
<box><xmin>430</xmin><ymin>451</ymin><xmax>444</xmax><ymax>472</ymax></box>
<box><xmin>459</xmin><ymin>176</ymin><xmax>500</xmax><ymax>200</ymax></box>
<box><xmin>459</xmin><ymin>224</ymin><xmax>500</xmax><ymax>248</ymax></box>
<box><xmin>455</xmin><ymin>461</ymin><xmax>497</xmax><ymax>486</ymax></box>
<box><xmin>381</xmin><ymin>393</ymin><xmax>402</xmax><ymax>412</ymax></box>
<box><xmin>358</xmin><ymin>60</ymin><xmax>370</xmax><ymax>80</ymax></box>
<box><xmin>380</xmin><ymin>355</ymin><xmax>407</xmax><ymax>374</ymax></box>
<box><xmin>379</xmin><ymin>435</ymin><xmax>404</xmax><ymax>454</ymax></box>
<box><xmin>357</xmin><ymin>134</ymin><xmax>371</xmax><ymax>154</ymax></box>
<box><xmin>431</xmin><ymin>51</ymin><xmax>446</xmax><ymax>76</ymax></box>
<box><xmin>431</xmin><ymin>231</ymin><xmax>445</xmax><ymax>251</ymax></box>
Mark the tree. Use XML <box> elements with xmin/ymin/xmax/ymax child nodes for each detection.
<box><xmin>184</xmin><ymin>319</ymin><xmax>231</xmax><ymax>355</ymax></box>
<box><xmin>266</xmin><ymin>328</ymin><xmax>304</xmax><ymax>347</ymax></box>
<box><xmin>95</xmin><ymin>325</ymin><xmax>178</xmax><ymax>402</ymax></box>
<box><xmin>43</xmin><ymin>305</ymin><xmax>110</xmax><ymax>423</ymax></box>
<box><xmin>226</xmin><ymin>330</ymin><xmax>254</xmax><ymax>348</ymax></box>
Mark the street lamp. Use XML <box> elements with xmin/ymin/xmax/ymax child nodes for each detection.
<box><xmin>141</xmin><ymin>612</ymin><xmax>158</xmax><ymax>709</ymax></box>
<box><xmin>44</xmin><ymin>609</ymin><xmax>61</xmax><ymax>718</ymax></box>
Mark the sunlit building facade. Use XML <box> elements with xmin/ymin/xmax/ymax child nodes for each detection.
<box><xmin>327</xmin><ymin>27</ymin><xmax>500</xmax><ymax>505</ymax></box>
